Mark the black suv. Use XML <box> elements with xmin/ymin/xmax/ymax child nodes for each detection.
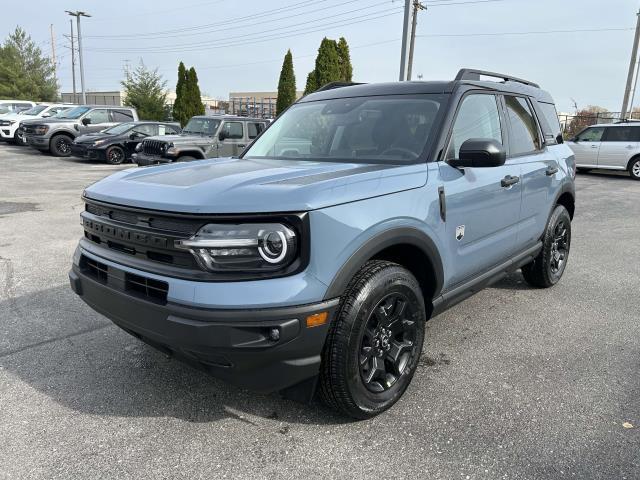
<box><xmin>132</xmin><ymin>115</ymin><xmax>268</xmax><ymax>165</ymax></box>
<box><xmin>71</xmin><ymin>121</ymin><xmax>181</xmax><ymax>164</ymax></box>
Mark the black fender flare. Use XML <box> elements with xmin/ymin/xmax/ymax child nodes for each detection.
<box><xmin>551</xmin><ymin>180</ymin><xmax>576</xmax><ymax>218</ymax></box>
<box><xmin>323</xmin><ymin>227</ymin><xmax>444</xmax><ymax>300</ymax></box>
<box><xmin>174</xmin><ymin>148</ymin><xmax>205</xmax><ymax>159</ymax></box>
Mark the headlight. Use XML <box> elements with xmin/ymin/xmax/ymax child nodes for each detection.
<box><xmin>135</xmin><ymin>143</ymin><xmax>143</xmax><ymax>152</ymax></box>
<box><xmin>92</xmin><ymin>139</ymin><xmax>108</xmax><ymax>146</ymax></box>
<box><xmin>34</xmin><ymin>125</ymin><xmax>49</xmax><ymax>135</ymax></box>
<box><xmin>175</xmin><ymin>223</ymin><xmax>298</xmax><ymax>272</ymax></box>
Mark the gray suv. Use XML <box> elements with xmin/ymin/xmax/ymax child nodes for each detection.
<box><xmin>69</xmin><ymin>70</ymin><xmax>576</xmax><ymax>418</ymax></box>
<box><xmin>23</xmin><ymin>105</ymin><xmax>138</xmax><ymax>157</ymax></box>
<box><xmin>132</xmin><ymin>115</ymin><xmax>268</xmax><ymax>165</ymax></box>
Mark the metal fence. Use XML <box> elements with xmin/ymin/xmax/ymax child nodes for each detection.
<box><xmin>558</xmin><ymin>111</ymin><xmax>640</xmax><ymax>138</ymax></box>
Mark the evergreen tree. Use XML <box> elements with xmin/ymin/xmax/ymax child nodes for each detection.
<box><xmin>121</xmin><ymin>60</ymin><xmax>168</xmax><ymax>121</ymax></box>
<box><xmin>187</xmin><ymin>67</ymin><xmax>205</xmax><ymax>117</ymax></box>
<box><xmin>336</xmin><ymin>37</ymin><xmax>353</xmax><ymax>82</ymax></box>
<box><xmin>303</xmin><ymin>70</ymin><xmax>317</xmax><ymax>95</ymax></box>
<box><xmin>276</xmin><ymin>50</ymin><xmax>296</xmax><ymax>116</ymax></box>
<box><xmin>172</xmin><ymin>62</ymin><xmax>188</xmax><ymax>126</ymax></box>
<box><xmin>0</xmin><ymin>27</ymin><xmax>57</xmax><ymax>101</ymax></box>
<box><xmin>314</xmin><ymin>37</ymin><xmax>341</xmax><ymax>88</ymax></box>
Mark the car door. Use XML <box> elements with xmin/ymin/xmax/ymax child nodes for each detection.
<box><xmin>597</xmin><ymin>125</ymin><xmax>640</xmax><ymax>169</ymax></box>
<box><xmin>79</xmin><ymin>108</ymin><xmax>111</xmax><ymax>134</ymax></box>
<box><xmin>124</xmin><ymin>124</ymin><xmax>157</xmax><ymax>157</ymax></box>
<box><xmin>501</xmin><ymin>95</ymin><xmax>559</xmax><ymax>247</ymax></box>
<box><xmin>217</xmin><ymin>120</ymin><xmax>246</xmax><ymax>157</ymax></box>
<box><xmin>569</xmin><ymin>126</ymin><xmax>604</xmax><ymax>167</ymax></box>
<box><xmin>437</xmin><ymin>92</ymin><xmax>522</xmax><ymax>286</ymax></box>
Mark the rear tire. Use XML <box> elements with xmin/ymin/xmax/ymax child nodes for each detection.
<box><xmin>629</xmin><ymin>157</ymin><xmax>640</xmax><ymax>180</ymax></box>
<box><xmin>576</xmin><ymin>167</ymin><xmax>591</xmax><ymax>173</ymax></box>
<box><xmin>319</xmin><ymin>260</ymin><xmax>426</xmax><ymax>419</ymax></box>
<box><xmin>50</xmin><ymin>134</ymin><xmax>73</xmax><ymax>157</ymax></box>
<box><xmin>105</xmin><ymin>146</ymin><xmax>126</xmax><ymax>165</ymax></box>
<box><xmin>522</xmin><ymin>205</ymin><xmax>571</xmax><ymax>288</ymax></box>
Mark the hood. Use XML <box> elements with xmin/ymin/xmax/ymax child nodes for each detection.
<box><xmin>75</xmin><ymin>132</ymin><xmax>113</xmax><ymax>144</ymax></box>
<box><xmin>84</xmin><ymin>157</ymin><xmax>427</xmax><ymax>213</ymax></box>
<box><xmin>21</xmin><ymin>118</ymin><xmax>75</xmax><ymax>126</ymax></box>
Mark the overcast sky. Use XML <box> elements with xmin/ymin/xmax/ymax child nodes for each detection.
<box><xmin>3</xmin><ymin>0</ymin><xmax>639</xmax><ymax>112</ymax></box>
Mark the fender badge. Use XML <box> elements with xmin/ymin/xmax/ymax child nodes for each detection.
<box><xmin>456</xmin><ymin>225</ymin><xmax>465</xmax><ymax>241</ymax></box>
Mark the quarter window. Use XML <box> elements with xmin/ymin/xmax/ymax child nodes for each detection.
<box><xmin>222</xmin><ymin>121</ymin><xmax>244</xmax><ymax>139</ymax></box>
<box><xmin>447</xmin><ymin>94</ymin><xmax>502</xmax><ymax>160</ymax></box>
<box><xmin>504</xmin><ymin>96</ymin><xmax>541</xmax><ymax>155</ymax></box>
<box><xmin>576</xmin><ymin>127</ymin><xmax>604</xmax><ymax>142</ymax></box>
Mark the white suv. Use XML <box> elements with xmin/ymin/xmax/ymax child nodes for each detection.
<box><xmin>0</xmin><ymin>104</ymin><xmax>74</xmax><ymax>144</ymax></box>
<box><xmin>567</xmin><ymin>122</ymin><xmax>640</xmax><ymax>180</ymax></box>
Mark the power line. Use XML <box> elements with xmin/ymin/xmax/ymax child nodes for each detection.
<box><xmin>417</xmin><ymin>26</ymin><xmax>635</xmax><ymax>38</ymax></box>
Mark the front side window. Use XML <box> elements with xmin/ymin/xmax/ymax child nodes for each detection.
<box><xmin>539</xmin><ymin>102</ymin><xmax>561</xmax><ymax>138</ymax></box>
<box><xmin>243</xmin><ymin>94</ymin><xmax>445</xmax><ymax>164</ymax></box>
<box><xmin>248</xmin><ymin>122</ymin><xmax>266</xmax><ymax>139</ymax></box>
<box><xmin>505</xmin><ymin>96</ymin><xmax>541</xmax><ymax>155</ymax></box>
<box><xmin>447</xmin><ymin>94</ymin><xmax>502</xmax><ymax>160</ymax></box>
<box><xmin>576</xmin><ymin>127</ymin><xmax>605</xmax><ymax>142</ymax></box>
<box><xmin>84</xmin><ymin>109</ymin><xmax>110</xmax><ymax>124</ymax></box>
<box><xmin>221</xmin><ymin>121</ymin><xmax>244</xmax><ymax>140</ymax></box>
<box><xmin>603</xmin><ymin>126</ymin><xmax>640</xmax><ymax>142</ymax></box>
<box><xmin>103</xmin><ymin>122</ymin><xmax>135</xmax><ymax>135</ymax></box>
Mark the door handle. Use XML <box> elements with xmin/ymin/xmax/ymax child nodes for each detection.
<box><xmin>238</xmin><ymin>144</ymin><xmax>246</xmax><ymax>148</ymax></box>
<box><xmin>501</xmin><ymin>175</ymin><xmax>520</xmax><ymax>188</ymax></box>
<box><xmin>545</xmin><ymin>166</ymin><xmax>559</xmax><ymax>176</ymax></box>
<box><xmin>590</xmin><ymin>145</ymin><xmax>599</xmax><ymax>149</ymax></box>
<box><xmin>626</xmin><ymin>145</ymin><xmax>635</xmax><ymax>149</ymax></box>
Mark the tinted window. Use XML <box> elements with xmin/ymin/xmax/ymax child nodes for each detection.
<box><xmin>603</xmin><ymin>126</ymin><xmax>640</xmax><ymax>142</ymax></box>
<box><xmin>539</xmin><ymin>102</ymin><xmax>561</xmax><ymax>138</ymax></box>
<box><xmin>447</xmin><ymin>94</ymin><xmax>502</xmax><ymax>160</ymax></box>
<box><xmin>244</xmin><ymin>95</ymin><xmax>444</xmax><ymax>164</ymax></box>
<box><xmin>222</xmin><ymin>121</ymin><xmax>244</xmax><ymax>140</ymax></box>
<box><xmin>248</xmin><ymin>122</ymin><xmax>266</xmax><ymax>139</ymax></box>
<box><xmin>505</xmin><ymin>96</ymin><xmax>541</xmax><ymax>155</ymax></box>
<box><xmin>22</xmin><ymin>105</ymin><xmax>48</xmax><ymax>115</ymax></box>
<box><xmin>576</xmin><ymin>127</ymin><xmax>604</xmax><ymax>142</ymax></box>
<box><xmin>85</xmin><ymin>109</ymin><xmax>110</xmax><ymax>124</ymax></box>
<box><xmin>112</xmin><ymin>109</ymin><xmax>134</xmax><ymax>122</ymax></box>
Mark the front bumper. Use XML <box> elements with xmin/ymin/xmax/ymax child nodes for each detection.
<box><xmin>132</xmin><ymin>152</ymin><xmax>173</xmax><ymax>166</ymax></box>
<box><xmin>71</xmin><ymin>143</ymin><xmax>106</xmax><ymax>161</ymax></box>
<box><xmin>69</xmin><ymin>256</ymin><xmax>338</xmax><ymax>395</ymax></box>
<box><xmin>25</xmin><ymin>135</ymin><xmax>49</xmax><ymax>149</ymax></box>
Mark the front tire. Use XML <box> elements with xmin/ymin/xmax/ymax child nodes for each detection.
<box><xmin>522</xmin><ymin>205</ymin><xmax>571</xmax><ymax>288</ymax></box>
<box><xmin>176</xmin><ymin>155</ymin><xmax>196</xmax><ymax>162</ymax></box>
<box><xmin>50</xmin><ymin>134</ymin><xmax>73</xmax><ymax>157</ymax></box>
<box><xmin>319</xmin><ymin>260</ymin><xmax>426</xmax><ymax>419</ymax></box>
<box><xmin>629</xmin><ymin>157</ymin><xmax>640</xmax><ymax>180</ymax></box>
<box><xmin>105</xmin><ymin>146</ymin><xmax>126</xmax><ymax>165</ymax></box>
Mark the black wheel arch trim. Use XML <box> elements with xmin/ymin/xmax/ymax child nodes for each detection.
<box><xmin>551</xmin><ymin>180</ymin><xmax>576</xmax><ymax>218</ymax></box>
<box><xmin>323</xmin><ymin>227</ymin><xmax>444</xmax><ymax>301</ymax></box>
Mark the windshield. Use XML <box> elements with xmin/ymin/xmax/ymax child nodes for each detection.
<box><xmin>183</xmin><ymin>118</ymin><xmax>220</xmax><ymax>135</ymax></box>
<box><xmin>22</xmin><ymin>105</ymin><xmax>48</xmax><ymax>116</ymax></box>
<box><xmin>243</xmin><ymin>94</ymin><xmax>445</xmax><ymax>163</ymax></box>
<box><xmin>102</xmin><ymin>122</ymin><xmax>134</xmax><ymax>135</ymax></box>
<box><xmin>57</xmin><ymin>106</ymin><xmax>91</xmax><ymax>119</ymax></box>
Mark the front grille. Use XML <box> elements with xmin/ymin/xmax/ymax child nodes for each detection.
<box><xmin>125</xmin><ymin>272</ymin><xmax>169</xmax><ymax>304</ymax></box>
<box><xmin>85</xmin><ymin>202</ymin><xmax>198</xmax><ymax>234</ymax></box>
<box><xmin>142</xmin><ymin>140</ymin><xmax>168</xmax><ymax>156</ymax></box>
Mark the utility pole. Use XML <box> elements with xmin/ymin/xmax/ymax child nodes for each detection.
<box><xmin>63</xmin><ymin>20</ymin><xmax>78</xmax><ymax>103</ymax></box>
<box><xmin>406</xmin><ymin>0</ymin><xmax>426</xmax><ymax>81</ymax></box>
<box><xmin>630</xmin><ymin>57</ymin><xmax>640</xmax><ymax>118</ymax></box>
<box><xmin>621</xmin><ymin>8</ymin><xmax>640</xmax><ymax>119</ymax></box>
<box><xmin>66</xmin><ymin>10</ymin><xmax>91</xmax><ymax>105</ymax></box>
<box><xmin>50</xmin><ymin>24</ymin><xmax>56</xmax><ymax>79</ymax></box>
<box><xmin>399</xmin><ymin>0</ymin><xmax>412</xmax><ymax>81</ymax></box>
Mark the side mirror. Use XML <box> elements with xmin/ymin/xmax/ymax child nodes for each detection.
<box><xmin>218</xmin><ymin>130</ymin><xmax>227</xmax><ymax>141</ymax></box>
<box><xmin>81</xmin><ymin>117</ymin><xmax>91</xmax><ymax>126</ymax></box>
<box><xmin>129</xmin><ymin>132</ymin><xmax>141</xmax><ymax>140</ymax></box>
<box><xmin>556</xmin><ymin>134</ymin><xmax>564</xmax><ymax>144</ymax></box>
<box><xmin>449</xmin><ymin>138</ymin><xmax>506</xmax><ymax>169</ymax></box>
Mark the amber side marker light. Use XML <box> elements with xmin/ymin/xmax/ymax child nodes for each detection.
<box><xmin>306</xmin><ymin>312</ymin><xmax>328</xmax><ymax>328</ymax></box>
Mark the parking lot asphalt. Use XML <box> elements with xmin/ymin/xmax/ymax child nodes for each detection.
<box><xmin>0</xmin><ymin>142</ymin><xmax>638</xmax><ymax>480</ymax></box>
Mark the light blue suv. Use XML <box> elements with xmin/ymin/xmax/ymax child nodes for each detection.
<box><xmin>69</xmin><ymin>69</ymin><xmax>576</xmax><ymax>418</ymax></box>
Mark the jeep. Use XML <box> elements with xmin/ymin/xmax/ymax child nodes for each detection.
<box><xmin>132</xmin><ymin>115</ymin><xmax>268</xmax><ymax>165</ymax></box>
<box><xmin>69</xmin><ymin>69</ymin><xmax>576</xmax><ymax>418</ymax></box>
<box><xmin>22</xmin><ymin>105</ymin><xmax>138</xmax><ymax>157</ymax></box>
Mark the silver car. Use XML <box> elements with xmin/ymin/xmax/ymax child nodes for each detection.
<box><xmin>567</xmin><ymin>122</ymin><xmax>640</xmax><ymax>180</ymax></box>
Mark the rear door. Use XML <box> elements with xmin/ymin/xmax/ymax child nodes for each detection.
<box><xmin>597</xmin><ymin>125</ymin><xmax>640</xmax><ymax>169</ymax></box>
<box><xmin>438</xmin><ymin>92</ymin><xmax>522</xmax><ymax>286</ymax></box>
<box><xmin>570</xmin><ymin>126</ymin><xmax>604</xmax><ymax>167</ymax></box>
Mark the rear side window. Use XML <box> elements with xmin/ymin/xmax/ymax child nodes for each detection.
<box><xmin>602</xmin><ymin>126</ymin><xmax>640</xmax><ymax>142</ymax></box>
<box><xmin>112</xmin><ymin>109</ymin><xmax>134</xmax><ymax>122</ymax></box>
<box><xmin>221</xmin><ymin>121</ymin><xmax>244</xmax><ymax>139</ymax></box>
<box><xmin>504</xmin><ymin>96</ymin><xmax>541</xmax><ymax>155</ymax></box>
<box><xmin>576</xmin><ymin>127</ymin><xmax>605</xmax><ymax>142</ymax></box>
<box><xmin>447</xmin><ymin>94</ymin><xmax>502</xmax><ymax>160</ymax></box>
<box><xmin>248</xmin><ymin>122</ymin><xmax>266</xmax><ymax>139</ymax></box>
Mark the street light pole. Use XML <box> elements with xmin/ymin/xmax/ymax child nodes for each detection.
<box><xmin>66</xmin><ymin>10</ymin><xmax>91</xmax><ymax>105</ymax></box>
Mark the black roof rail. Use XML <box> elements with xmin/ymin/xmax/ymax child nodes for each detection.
<box><xmin>315</xmin><ymin>81</ymin><xmax>365</xmax><ymax>92</ymax></box>
<box><xmin>455</xmin><ymin>68</ymin><xmax>540</xmax><ymax>88</ymax></box>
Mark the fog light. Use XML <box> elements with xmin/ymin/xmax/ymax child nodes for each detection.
<box><xmin>269</xmin><ymin>328</ymin><xmax>280</xmax><ymax>341</ymax></box>
<box><xmin>306</xmin><ymin>312</ymin><xmax>328</xmax><ymax>328</ymax></box>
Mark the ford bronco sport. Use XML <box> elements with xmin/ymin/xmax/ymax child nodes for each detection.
<box><xmin>69</xmin><ymin>69</ymin><xmax>576</xmax><ymax>418</ymax></box>
<box><xmin>132</xmin><ymin>115</ymin><xmax>268</xmax><ymax>165</ymax></box>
